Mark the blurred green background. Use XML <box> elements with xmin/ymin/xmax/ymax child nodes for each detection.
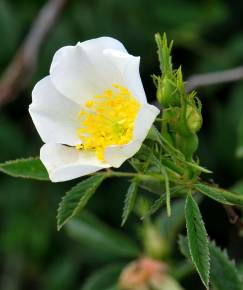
<box><xmin>1</xmin><ymin>0</ymin><xmax>243</xmax><ymax>289</ymax></box>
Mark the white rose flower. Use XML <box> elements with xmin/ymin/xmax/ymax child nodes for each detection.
<box><xmin>29</xmin><ymin>37</ymin><xmax>160</xmax><ymax>182</ymax></box>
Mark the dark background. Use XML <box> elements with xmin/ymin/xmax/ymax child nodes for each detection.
<box><xmin>1</xmin><ymin>0</ymin><xmax>243</xmax><ymax>289</ymax></box>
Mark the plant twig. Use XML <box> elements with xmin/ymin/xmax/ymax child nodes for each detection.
<box><xmin>223</xmin><ymin>204</ymin><xmax>243</xmax><ymax>230</ymax></box>
<box><xmin>0</xmin><ymin>0</ymin><xmax>69</xmax><ymax>107</ymax></box>
<box><xmin>186</xmin><ymin>65</ymin><xmax>243</xmax><ymax>92</ymax></box>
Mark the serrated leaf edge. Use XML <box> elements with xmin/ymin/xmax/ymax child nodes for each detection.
<box><xmin>209</xmin><ymin>240</ymin><xmax>243</xmax><ymax>288</ymax></box>
<box><xmin>0</xmin><ymin>156</ymin><xmax>49</xmax><ymax>181</ymax></box>
<box><xmin>57</xmin><ymin>174</ymin><xmax>106</xmax><ymax>230</ymax></box>
<box><xmin>185</xmin><ymin>194</ymin><xmax>210</xmax><ymax>288</ymax></box>
<box><xmin>121</xmin><ymin>182</ymin><xmax>138</xmax><ymax>226</ymax></box>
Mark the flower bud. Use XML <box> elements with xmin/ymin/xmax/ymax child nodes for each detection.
<box><xmin>119</xmin><ymin>257</ymin><xmax>166</xmax><ymax>290</ymax></box>
<box><xmin>119</xmin><ymin>257</ymin><xmax>184</xmax><ymax>290</ymax></box>
<box><xmin>175</xmin><ymin>133</ymin><xmax>198</xmax><ymax>162</ymax></box>
<box><xmin>157</xmin><ymin>77</ymin><xmax>180</xmax><ymax>108</ymax></box>
<box><xmin>161</xmin><ymin>108</ymin><xmax>179</xmax><ymax>146</ymax></box>
<box><xmin>186</xmin><ymin>105</ymin><xmax>202</xmax><ymax>133</ymax></box>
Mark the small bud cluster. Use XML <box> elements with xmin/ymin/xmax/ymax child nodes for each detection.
<box><xmin>155</xmin><ymin>34</ymin><xmax>203</xmax><ymax>165</ymax></box>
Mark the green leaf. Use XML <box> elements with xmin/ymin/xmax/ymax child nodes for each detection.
<box><xmin>185</xmin><ymin>194</ymin><xmax>210</xmax><ymax>288</ymax></box>
<box><xmin>66</xmin><ymin>211</ymin><xmax>139</xmax><ymax>260</ymax></box>
<box><xmin>81</xmin><ymin>264</ymin><xmax>123</xmax><ymax>290</ymax></box>
<box><xmin>195</xmin><ymin>183</ymin><xmax>243</xmax><ymax>206</ymax></box>
<box><xmin>178</xmin><ymin>235</ymin><xmax>192</xmax><ymax>261</ymax></box>
<box><xmin>210</xmin><ymin>242</ymin><xmax>242</xmax><ymax>290</ymax></box>
<box><xmin>194</xmin><ymin>183</ymin><xmax>232</xmax><ymax>205</ymax></box>
<box><xmin>57</xmin><ymin>174</ymin><xmax>106</xmax><ymax>230</ymax></box>
<box><xmin>142</xmin><ymin>194</ymin><xmax>166</xmax><ymax>219</ymax></box>
<box><xmin>178</xmin><ymin>236</ymin><xmax>242</xmax><ymax>290</ymax></box>
<box><xmin>184</xmin><ymin>161</ymin><xmax>212</xmax><ymax>174</ymax></box>
<box><xmin>121</xmin><ymin>182</ymin><xmax>138</xmax><ymax>226</ymax></box>
<box><xmin>0</xmin><ymin>157</ymin><xmax>49</xmax><ymax>180</ymax></box>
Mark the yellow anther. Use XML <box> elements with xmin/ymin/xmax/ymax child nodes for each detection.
<box><xmin>78</xmin><ymin>110</ymin><xmax>86</xmax><ymax>117</ymax></box>
<box><xmin>104</xmin><ymin>90</ymin><xmax>113</xmax><ymax>98</ymax></box>
<box><xmin>75</xmin><ymin>144</ymin><xmax>83</xmax><ymax>150</ymax></box>
<box><xmin>112</xmin><ymin>83</ymin><xmax>120</xmax><ymax>88</ymax></box>
<box><xmin>85</xmin><ymin>100</ymin><xmax>94</xmax><ymax>108</ymax></box>
<box><xmin>76</xmin><ymin>84</ymin><xmax>140</xmax><ymax>161</ymax></box>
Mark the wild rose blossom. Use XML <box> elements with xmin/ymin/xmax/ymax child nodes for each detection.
<box><xmin>29</xmin><ymin>37</ymin><xmax>159</xmax><ymax>182</ymax></box>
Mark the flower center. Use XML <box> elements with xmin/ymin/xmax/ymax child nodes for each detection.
<box><xmin>76</xmin><ymin>84</ymin><xmax>140</xmax><ymax>161</ymax></box>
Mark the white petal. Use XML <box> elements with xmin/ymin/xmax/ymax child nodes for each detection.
<box><xmin>50</xmin><ymin>37</ymin><xmax>128</xmax><ymax>104</ymax></box>
<box><xmin>134</xmin><ymin>103</ymin><xmax>160</xmax><ymax>139</ymax></box>
<box><xmin>29</xmin><ymin>76</ymin><xmax>80</xmax><ymax>145</ymax></box>
<box><xmin>104</xmin><ymin>103</ymin><xmax>160</xmax><ymax>167</ymax></box>
<box><xmin>103</xmin><ymin>49</ymin><xmax>147</xmax><ymax>103</ymax></box>
<box><xmin>104</xmin><ymin>141</ymin><xmax>142</xmax><ymax>168</ymax></box>
<box><xmin>40</xmin><ymin>143</ymin><xmax>111</xmax><ymax>182</ymax></box>
<box><xmin>79</xmin><ymin>36</ymin><xmax>127</xmax><ymax>53</ymax></box>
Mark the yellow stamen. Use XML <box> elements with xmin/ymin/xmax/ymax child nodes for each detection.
<box><xmin>76</xmin><ymin>84</ymin><xmax>140</xmax><ymax>161</ymax></box>
<box><xmin>85</xmin><ymin>100</ymin><xmax>94</xmax><ymax>108</ymax></box>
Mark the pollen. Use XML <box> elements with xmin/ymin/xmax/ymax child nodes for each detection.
<box><xmin>76</xmin><ymin>84</ymin><xmax>140</xmax><ymax>161</ymax></box>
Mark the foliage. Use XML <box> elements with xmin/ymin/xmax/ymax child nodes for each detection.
<box><xmin>2</xmin><ymin>30</ymin><xmax>243</xmax><ymax>289</ymax></box>
<box><xmin>179</xmin><ymin>236</ymin><xmax>243</xmax><ymax>290</ymax></box>
<box><xmin>121</xmin><ymin>181</ymin><xmax>138</xmax><ymax>226</ymax></box>
<box><xmin>0</xmin><ymin>157</ymin><xmax>49</xmax><ymax>180</ymax></box>
<box><xmin>185</xmin><ymin>194</ymin><xmax>210</xmax><ymax>287</ymax></box>
<box><xmin>57</xmin><ymin>174</ymin><xmax>107</xmax><ymax>230</ymax></box>
<box><xmin>1</xmin><ymin>1</ymin><xmax>243</xmax><ymax>290</ymax></box>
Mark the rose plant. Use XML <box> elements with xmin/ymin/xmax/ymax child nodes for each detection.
<box><xmin>1</xmin><ymin>33</ymin><xmax>243</xmax><ymax>290</ymax></box>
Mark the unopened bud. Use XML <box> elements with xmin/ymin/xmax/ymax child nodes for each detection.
<box><xmin>186</xmin><ymin>105</ymin><xmax>202</xmax><ymax>133</ymax></box>
<box><xmin>157</xmin><ymin>77</ymin><xmax>180</xmax><ymax>108</ymax></box>
<box><xmin>175</xmin><ymin>133</ymin><xmax>199</xmax><ymax>162</ymax></box>
<box><xmin>119</xmin><ymin>257</ymin><xmax>184</xmax><ymax>290</ymax></box>
<box><xmin>119</xmin><ymin>257</ymin><xmax>166</xmax><ymax>290</ymax></box>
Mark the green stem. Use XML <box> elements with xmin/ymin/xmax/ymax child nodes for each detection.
<box><xmin>162</xmin><ymin>167</ymin><xmax>171</xmax><ymax>217</ymax></box>
<box><xmin>106</xmin><ymin>170</ymin><xmax>137</xmax><ymax>178</ymax></box>
<box><xmin>107</xmin><ymin>170</ymin><xmax>165</xmax><ymax>183</ymax></box>
<box><xmin>162</xmin><ymin>158</ymin><xmax>184</xmax><ymax>175</ymax></box>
